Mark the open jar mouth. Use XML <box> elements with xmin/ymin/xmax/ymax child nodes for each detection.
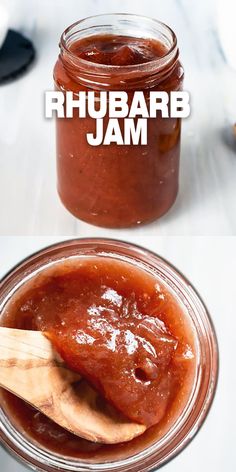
<box><xmin>0</xmin><ymin>238</ymin><xmax>218</xmax><ymax>472</ymax></box>
<box><xmin>60</xmin><ymin>13</ymin><xmax>178</xmax><ymax>71</ymax></box>
<box><xmin>58</xmin><ymin>14</ymin><xmax>179</xmax><ymax>89</ymax></box>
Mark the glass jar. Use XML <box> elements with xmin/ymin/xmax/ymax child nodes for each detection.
<box><xmin>0</xmin><ymin>238</ymin><xmax>218</xmax><ymax>472</ymax></box>
<box><xmin>54</xmin><ymin>14</ymin><xmax>184</xmax><ymax>228</ymax></box>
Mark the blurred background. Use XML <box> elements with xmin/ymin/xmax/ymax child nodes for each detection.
<box><xmin>0</xmin><ymin>0</ymin><xmax>236</xmax><ymax>236</ymax></box>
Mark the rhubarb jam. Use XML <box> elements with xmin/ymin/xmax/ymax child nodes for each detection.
<box><xmin>54</xmin><ymin>15</ymin><xmax>183</xmax><ymax>228</ymax></box>
<box><xmin>71</xmin><ymin>35</ymin><xmax>168</xmax><ymax>66</ymax></box>
<box><xmin>0</xmin><ymin>256</ymin><xmax>196</xmax><ymax>460</ymax></box>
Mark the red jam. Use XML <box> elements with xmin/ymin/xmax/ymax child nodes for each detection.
<box><xmin>1</xmin><ymin>257</ymin><xmax>196</xmax><ymax>459</ymax></box>
<box><xmin>55</xmin><ymin>20</ymin><xmax>183</xmax><ymax>228</ymax></box>
<box><xmin>71</xmin><ymin>35</ymin><xmax>168</xmax><ymax>65</ymax></box>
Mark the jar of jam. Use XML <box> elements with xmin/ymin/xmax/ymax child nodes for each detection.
<box><xmin>54</xmin><ymin>14</ymin><xmax>184</xmax><ymax>228</ymax></box>
<box><xmin>0</xmin><ymin>239</ymin><xmax>218</xmax><ymax>472</ymax></box>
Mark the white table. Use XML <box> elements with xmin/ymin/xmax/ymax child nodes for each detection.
<box><xmin>0</xmin><ymin>0</ymin><xmax>236</xmax><ymax>236</ymax></box>
<box><xmin>0</xmin><ymin>235</ymin><xmax>236</xmax><ymax>471</ymax></box>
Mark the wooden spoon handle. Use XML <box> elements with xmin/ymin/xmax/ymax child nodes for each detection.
<box><xmin>0</xmin><ymin>327</ymin><xmax>55</xmax><ymax>363</ymax></box>
<box><xmin>0</xmin><ymin>327</ymin><xmax>79</xmax><ymax>403</ymax></box>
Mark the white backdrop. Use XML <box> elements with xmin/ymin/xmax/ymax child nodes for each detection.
<box><xmin>0</xmin><ymin>0</ymin><xmax>236</xmax><ymax>470</ymax></box>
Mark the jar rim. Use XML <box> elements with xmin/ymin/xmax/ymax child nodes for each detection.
<box><xmin>59</xmin><ymin>13</ymin><xmax>178</xmax><ymax>75</ymax></box>
<box><xmin>0</xmin><ymin>238</ymin><xmax>219</xmax><ymax>472</ymax></box>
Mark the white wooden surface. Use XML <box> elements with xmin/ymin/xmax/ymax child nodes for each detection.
<box><xmin>0</xmin><ymin>0</ymin><xmax>236</xmax><ymax>236</ymax></box>
<box><xmin>0</xmin><ymin>235</ymin><xmax>236</xmax><ymax>471</ymax></box>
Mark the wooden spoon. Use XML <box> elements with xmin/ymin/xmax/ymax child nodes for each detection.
<box><xmin>0</xmin><ymin>327</ymin><xmax>146</xmax><ymax>444</ymax></box>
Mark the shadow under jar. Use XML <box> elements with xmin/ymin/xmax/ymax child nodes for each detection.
<box><xmin>0</xmin><ymin>239</ymin><xmax>218</xmax><ymax>472</ymax></box>
<box><xmin>54</xmin><ymin>14</ymin><xmax>184</xmax><ymax>228</ymax></box>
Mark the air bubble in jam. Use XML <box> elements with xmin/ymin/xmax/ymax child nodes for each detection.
<box><xmin>135</xmin><ymin>358</ymin><xmax>159</xmax><ymax>382</ymax></box>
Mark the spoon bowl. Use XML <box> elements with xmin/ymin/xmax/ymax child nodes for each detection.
<box><xmin>0</xmin><ymin>327</ymin><xmax>146</xmax><ymax>444</ymax></box>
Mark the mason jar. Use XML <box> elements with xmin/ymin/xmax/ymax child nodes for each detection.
<box><xmin>0</xmin><ymin>238</ymin><xmax>218</xmax><ymax>472</ymax></box>
<box><xmin>54</xmin><ymin>14</ymin><xmax>184</xmax><ymax>228</ymax></box>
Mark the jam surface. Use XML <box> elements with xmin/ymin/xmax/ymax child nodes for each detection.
<box><xmin>71</xmin><ymin>35</ymin><xmax>168</xmax><ymax>66</ymax></box>
<box><xmin>1</xmin><ymin>258</ymin><xmax>196</xmax><ymax>458</ymax></box>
